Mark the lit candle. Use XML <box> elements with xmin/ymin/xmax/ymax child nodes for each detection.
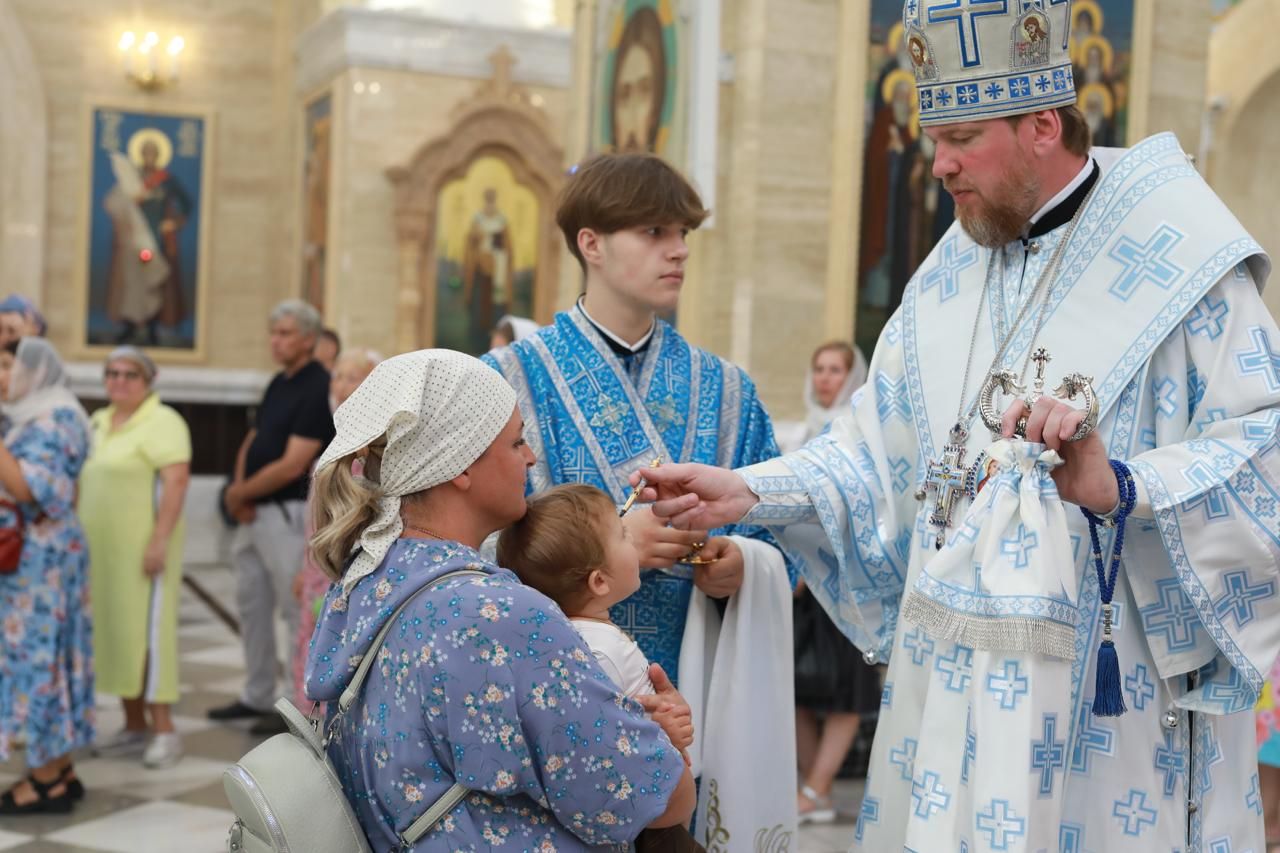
<box><xmin>118</xmin><ymin>31</ymin><xmax>135</xmax><ymax>77</ymax></box>
<box><xmin>167</xmin><ymin>36</ymin><xmax>184</xmax><ymax>81</ymax></box>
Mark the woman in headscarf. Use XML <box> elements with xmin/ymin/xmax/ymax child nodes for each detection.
<box><xmin>304</xmin><ymin>349</ymin><xmax>694</xmax><ymax>850</ymax></box>
<box><xmin>789</xmin><ymin>341</ymin><xmax>881</xmax><ymax>824</ymax></box>
<box><xmin>79</xmin><ymin>346</ymin><xmax>192</xmax><ymax>769</ymax></box>
<box><xmin>488</xmin><ymin>314</ymin><xmax>540</xmax><ymax>351</ymax></box>
<box><xmin>0</xmin><ymin>338</ymin><xmax>94</xmax><ymax>815</ymax></box>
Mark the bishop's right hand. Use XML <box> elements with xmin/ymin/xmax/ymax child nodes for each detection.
<box><xmin>630</xmin><ymin>463</ymin><xmax>758</xmax><ymax>531</ymax></box>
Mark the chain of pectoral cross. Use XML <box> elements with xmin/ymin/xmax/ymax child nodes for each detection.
<box><xmin>917</xmin><ymin>174</ymin><xmax>1105</xmax><ymax>548</ymax></box>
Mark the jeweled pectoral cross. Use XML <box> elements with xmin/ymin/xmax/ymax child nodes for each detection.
<box><xmin>916</xmin><ymin>424</ymin><xmax>972</xmax><ymax>550</ymax></box>
<box><xmin>978</xmin><ymin>347</ymin><xmax>1100</xmax><ymax>441</ymax></box>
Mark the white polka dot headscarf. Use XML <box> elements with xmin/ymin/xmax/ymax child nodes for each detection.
<box><xmin>314</xmin><ymin>348</ymin><xmax>517</xmax><ymax>594</ymax></box>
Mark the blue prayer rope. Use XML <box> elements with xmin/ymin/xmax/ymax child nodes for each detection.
<box><xmin>1081</xmin><ymin>459</ymin><xmax>1136</xmax><ymax>717</ymax></box>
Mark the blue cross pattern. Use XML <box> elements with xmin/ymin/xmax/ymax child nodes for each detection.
<box><xmin>855</xmin><ymin>795</ymin><xmax>879</xmax><ymax>842</ymax></box>
<box><xmin>1235</xmin><ymin>326</ymin><xmax>1280</xmax><ymax>393</ymax></box>
<box><xmin>1071</xmin><ymin>703</ymin><xmax>1115</xmax><ymax>774</ymax></box>
<box><xmin>1195</xmin><ymin>407</ymin><xmax>1228</xmax><ymax>435</ymax></box>
<box><xmin>957</xmin><ymin>83</ymin><xmax>981</xmax><ymax>104</ymax></box>
<box><xmin>1203</xmin><ymin>667</ymin><xmax>1254</xmax><ymax>713</ymax></box>
<box><xmin>986</xmin><ymin>660</ymin><xmax>1030</xmax><ymax>710</ymax></box>
<box><xmin>890</xmin><ymin>456</ymin><xmax>913</xmax><ymax>493</ymax></box>
<box><xmin>1106</xmin><ymin>224</ymin><xmax>1186</xmax><ymax>301</ymax></box>
<box><xmin>1185</xmin><ymin>294</ymin><xmax>1229</xmax><ymax>340</ymax></box>
<box><xmin>1243</xmin><ymin>410</ymin><xmax>1280</xmax><ymax>445</ymax></box>
<box><xmin>927</xmin><ymin>0</ymin><xmax>1010</xmax><ymax>68</ymax></box>
<box><xmin>1030</xmin><ymin>713</ymin><xmax>1066</xmax><ymax>795</ymax></box>
<box><xmin>1153</xmin><ymin>729</ymin><xmax>1186</xmax><ymax>798</ymax></box>
<box><xmin>560</xmin><ymin>446</ymin><xmax>595</xmax><ymax>483</ymax></box>
<box><xmin>903</xmin><ymin>626</ymin><xmax>936</xmax><ymax>666</ymax></box>
<box><xmin>1008</xmin><ymin>76</ymin><xmax>1032</xmax><ymax>98</ymax></box>
<box><xmin>1052</xmin><ymin>68</ymin><xmax>1070</xmax><ymax>90</ymax></box>
<box><xmin>876</xmin><ymin>372</ymin><xmax>912</xmax><ymax>423</ymax></box>
<box><xmin>1152</xmin><ymin>377</ymin><xmax>1178</xmax><ymax>418</ymax></box>
<box><xmin>1187</xmin><ymin>364</ymin><xmax>1206</xmax><ymax>413</ymax></box>
<box><xmin>1139</xmin><ymin>577</ymin><xmax>1204</xmax><ymax>653</ymax></box>
<box><xmin>1213</xmin><ymin>568</ymin><xmax>1276</xmax><ymax>629</ymax></box>
<box><xmin>1125</xmin><ymin>663</ymin><xmax>1156</xmax><ymax>711</ymax></box>
<box><xmin>936</xmin><ymin>645</ymin><xmax>974</xmax><ymax>692</ymax></box>
<box><xmin>1112</xmin><ymin>789</ymin><xmax>1157</xmax><ymax>836</ymax></box>
<box><xmin>1197</xmin><ymin>726</ymin><xmax>1224</xmax><ymax>795</ymax></box>
<box><xmin>976</xmin><ymin>800</ymin><xmax>1027</xmax><ymax>850</ymax></box>
<box><xmin>1209</xmin><ymin>840</ymin><xmax>1234</xmax><ymax>853</ymax></box>
<box><xmin>1059</xmin><ymin>823</ymin><xmax>1085</xmax><ymax>853</ymax></box>
<box><xmin>985</xmin><ymin>82</ymin><xmax>1004</xmax><ymax>100</ymax></box>
<box><xmin>963</xmin><ymin>708</ymin><xmax>977</xmax><ymax>783</ymax></box>
<box><xmin>1248</xmin><ymin>772</ymin><xmax>1263</xmax><ymax>816</ymax></box>
<box><xmin>920</xmin><ymin>236</ymin><xmax>979</xmax><ymax>303</ymax></box>
<box><xmin>890</xmin><ymin>737</ymin><xmax>919</xmax><ymax>781</ymax></box>
<box><xmin>882</xmin><ymin>682</ymin><xmax>893</xmax><ymax>708</ymax></box>
<box><xmin>999</xmin><ymin>522</ymin><xmax>1038</xmax><ymax>569</ymax></box>
<box><xmin>1035</xmin><ymin>73</ymin><xmax>1052</xmax><ymax>92</ymax></box>
<box><xmin>911</xmin><ymin>770</ymin><xmax>952</xmax><ymax>819</ymax></box>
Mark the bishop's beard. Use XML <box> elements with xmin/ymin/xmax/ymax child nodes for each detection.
<box><xmin>948</xmin><ymin>159</ymin><xmax>1042</xmax><ymax>248</ymax></box>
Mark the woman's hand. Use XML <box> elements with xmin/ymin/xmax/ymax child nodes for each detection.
<box><xmin>142</xmin><ymin>538</ymin><xmax>167</xmax><ymax>578</ymax></box>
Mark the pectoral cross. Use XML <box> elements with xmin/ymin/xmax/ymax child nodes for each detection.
<box><xmin>916</xmin><ymin>424</ymin><xmax>972</xmax><ymax>550</ymax></box>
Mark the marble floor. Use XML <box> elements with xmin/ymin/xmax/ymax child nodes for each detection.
<box><xmin>0</xmin><ymin>563</ymin><xmax>863</xmax><ymax>852</ymax></box>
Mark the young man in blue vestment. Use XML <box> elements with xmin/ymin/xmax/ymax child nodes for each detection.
<box><xmin>483</xmin><ymin>153</ymin><xmax>798</xmax><ymax>845</ymax></box>
<box><xmin>630</xmin><ymin>3</ymin><xmax>1280</xmax><ymax>851</ymax></box>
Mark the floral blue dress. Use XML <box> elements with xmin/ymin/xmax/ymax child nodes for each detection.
<box><xmin>305</xmin><ymin>539</ymin><xmax>685</xmax><ymax>852</ymax></box>
<box><xmin>0</xmin><ymin>408</ymin><xmax>94</xmax><ymax>766</ymax></box>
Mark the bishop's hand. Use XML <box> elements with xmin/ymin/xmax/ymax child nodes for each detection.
<box><xmin>630</xmin><ymin>463</ymin><xmax>757</xmax><ymax>530</ymax></box>
<box><xmin>1002</xmin><ymin>396</ymin><xmax>1119</xmax><ymax>515</ymax></box>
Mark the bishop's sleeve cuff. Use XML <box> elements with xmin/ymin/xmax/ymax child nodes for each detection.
<box><xmin>738</xmin><ymin>456</ymin><xmax>818</xmax><ymax>526</ymax></box>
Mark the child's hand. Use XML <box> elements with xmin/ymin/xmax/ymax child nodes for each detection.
<box><xmin>648</xmin><ymin>701</ymin><xmax>694</xmax><ymax>750</ymax></box>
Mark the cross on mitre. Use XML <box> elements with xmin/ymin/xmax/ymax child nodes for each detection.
<box><xmin>978</xmin><ymin>348</ymin><xmax>1100</xmax><ymax>441</ymax></box>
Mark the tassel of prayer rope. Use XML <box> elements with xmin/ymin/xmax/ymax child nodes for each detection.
<box><xmin>1082</xmin><ymin>460</ymin><xmax>1136</xmax><ymax>718</ymax></box>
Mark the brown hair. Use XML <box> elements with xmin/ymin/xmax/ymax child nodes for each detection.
<box><xmin>611</xmin><ymin>6</ymin><xmax>666</xmax><ymax>151</ymax></box>
<box><xmin>497</xmin><ymin>483</ymin><xmax>615</xmax><ymax>612</ymax></box>
<box><xmin>812</xmin><ymin>340</ymin><xmax>855</xmax><ymax>371</ymax></box>
<box><xmin>1005</xmin><ymin>105</ymin><xmax>1091</xmax><ymax>157</ymax></box>
<box><xmin>556</xmin><ymin>153</ymin><xmax>709</xmax><ymax>272</ymax></box>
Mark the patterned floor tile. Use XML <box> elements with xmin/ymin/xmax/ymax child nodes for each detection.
<box><xmin>0</xmin><ymin>830</ymin><xmax>32</xmax><ymax>852</ymax></box>
<box><xmin>43</xmin><ymin>801</ymin><xmax>234</xmax><ymax>853</ymax></box>
<box><xmin>73</xmin><ymin>754</ymin><xmax>235</xmax><ymax>800</ymax></box>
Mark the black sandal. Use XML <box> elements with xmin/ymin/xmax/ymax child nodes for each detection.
<box><xmin>61</xmin><ymin>765</ymin><xmax>85</xmax><ymax>801</ymax></box>
<box><xmin>0</xmin><ymin>773</ymin><xmax>74</xmax><ymax>815</ymax></box>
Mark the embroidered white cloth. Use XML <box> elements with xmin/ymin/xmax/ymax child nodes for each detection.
<box><xmin>315</xmin><ymin>349</ymin><xmax>516</xmax><ymax>594</ymax></box>
<box><xmin>903</xmin><ymin>439</ymin><xmax>1078</xmax><ymax>659</ymax></box>
<box><xmin>678</xmin><ymin>536</ymin><xmax>797</xmax><ymax>851</ymax></box>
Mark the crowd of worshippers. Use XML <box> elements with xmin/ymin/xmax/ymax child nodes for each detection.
<box><xmin>3</xmin><ymin>125</ymin><xmax>1279</xmax><ymax>851</ymax></box>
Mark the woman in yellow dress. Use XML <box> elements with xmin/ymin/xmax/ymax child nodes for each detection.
<box><xmin>80</xmin><ymin>347</ymin><xmax>191</xmax><ymax>768</ymax></box>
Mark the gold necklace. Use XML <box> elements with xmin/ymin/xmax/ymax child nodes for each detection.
<box><xmin>402</xmin><ymin>522</ymin><xmax>448</xmax><ymax>541</ymax></box>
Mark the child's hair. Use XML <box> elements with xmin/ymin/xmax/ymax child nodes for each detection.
<box><xmin>497</xmin><ymin>483</ymin><xmax>617</xmax><ymax>612</ymax></box>
<box><xmin>556</xmin><ymin>153</ymin><xmax>709</xmax><ymax>273</ymax></box>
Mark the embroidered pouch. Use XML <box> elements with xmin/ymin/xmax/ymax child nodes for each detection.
<box><xmin>902</xmin><ymin>439</ymin><xmax>1080</xmax><ymax>659</ymax></box>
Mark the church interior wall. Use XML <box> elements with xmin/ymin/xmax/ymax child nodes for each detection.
<box><xmin>0</xmin><ymin>4</ymin><xmax>47</xmax><ymax>305</ymax></box>
<box><xmin>1206</xmin><ymin>0</ymin><xmax>1280</xmax><ymax>322</ymax></box>
<box><xmin>324</xmin><ymin>65</ymin><xmax>571</xmax><ymax>355</ymax></box>
<box><xmin>9</xmin><ymin>0</ymin><xmax>299</xmax><ymax>370</ymax></box>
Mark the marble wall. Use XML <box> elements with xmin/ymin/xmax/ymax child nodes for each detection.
<box><xmin>0</xmin><ymin>5</ymin><xmax>47</xmax><ymax>304</ymax></box>
<box><xmin>8</xmin><ymin>0</ymin><xmax>301</xmax><ymax>368</ymax></box>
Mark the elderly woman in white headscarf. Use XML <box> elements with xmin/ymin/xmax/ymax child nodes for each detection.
<box><xmin>303</xmin><ymin>349</ymin><xmax>694</xmax><ymax>851</ymax></box>
<box><xmin>0</xmin><ymin>338</ymin><xmax>94</xmax><ymax>816</ymax></box>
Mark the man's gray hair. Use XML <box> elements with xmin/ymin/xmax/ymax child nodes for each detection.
<box><xmin>270</xmin><ymin>299</ymin><xmax>322</xmax><ymax>337</ymax></box>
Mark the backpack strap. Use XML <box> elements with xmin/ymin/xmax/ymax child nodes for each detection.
<box><xmin>400</xmin><ymin>783</ymin><xmax>469</xmax><ymax>847</ymax></box>
<box><xmin>337</xmin><ymin>568</ymin><xmax>485</xmax><ymax>715</ymax></box>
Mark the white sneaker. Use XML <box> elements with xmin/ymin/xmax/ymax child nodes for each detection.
<box><xmin>94</xmin><ymin>728</ymin><xmax>149</xmax><ymax>756</ymax></box>
<box><xmin>142</xmin><ymin>733</ymin><xmax>184</xmax><ymax>768</ymax></box>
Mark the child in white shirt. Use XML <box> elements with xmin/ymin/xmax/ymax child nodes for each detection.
<box><xmin>499</xmin><ymin>483</ymin><xmax>702</xmax><ymax>853</ymax></box>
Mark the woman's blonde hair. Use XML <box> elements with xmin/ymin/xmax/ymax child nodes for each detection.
<box><xmin>309</xmin><ymin>436</ymin><xmax>386</xmax><ymax>581</ymax></box>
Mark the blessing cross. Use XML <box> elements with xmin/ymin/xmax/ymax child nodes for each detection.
<box><xmin>916</xmin><ymin>424</ymin><xmax>972</xmax><ymax>549</ymax></box>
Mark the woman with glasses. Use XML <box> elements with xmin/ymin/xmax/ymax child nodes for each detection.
<box><xmin>79</xmin><ymin>346</ymin><xmax>192</xmax><ymax>769</ymax></box>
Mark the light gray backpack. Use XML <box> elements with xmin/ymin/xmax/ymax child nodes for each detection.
<box><xmin>222</xmin><ymin>569</ymin><xmax>481</xmax><ymax>852</ymax></box>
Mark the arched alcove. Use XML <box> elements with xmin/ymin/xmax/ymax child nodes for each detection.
<box><xmin>386</xmin><ymin>48</ymin><xmax>565</xmax><ymax>353</ymax></box>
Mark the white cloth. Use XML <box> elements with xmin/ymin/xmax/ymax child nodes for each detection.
<box><xmin>740</xmin><ymin>134</ymin><xmax>1277</xmax><ymax>851</ymax></box>
<box><xmin>314</xmin><ymin>349</ymin><xmax>517</xmax><ymax>594</ymax></box>
<box><xmin>678</xmin><ymin>536</ymin><xmax>798</xmax><ymax>849</ymax></box>
<box><xmin>3</xmin><ymin>338</ymin><xmax>90</xmax><ymax>440</ymax></box>
<box><xmin>569</xmin><ymin>619</ymin><xmax>655</xmax><ymax>697</ymax></box>
<box><xmin>495</xmin><ymin>315</ymin><xmax>539</xmax><ymax>342</ymax></box>
<box><xmin>903</xmin><ymin>439</ymin><xmax>1078</xmax><ymax>659</ymax></box>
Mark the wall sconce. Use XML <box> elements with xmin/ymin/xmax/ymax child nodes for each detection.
<box><xmin>118</xmin><ymin>31</ymin><xmax>184</xmax><ymax>91</ymax></box>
